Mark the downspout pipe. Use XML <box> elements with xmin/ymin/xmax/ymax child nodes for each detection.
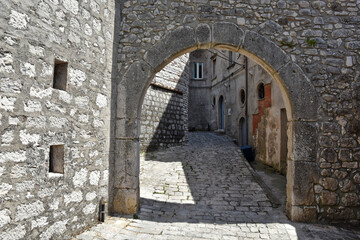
<box><xmin>245</xmin><ymin>56</ymin><xmax>249</xmax><ymax>145</ymax></box>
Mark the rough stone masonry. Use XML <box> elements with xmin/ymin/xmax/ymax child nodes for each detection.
<box><xmin>114</xmin><ymin>0</ymin><xmax>360</xmax><ymax>226</ymax></box>
<box><xmin>0</xmin><ymin>0</ymin><xmax>115</xmax><ymax>239</ymax></box>
<box><xmin>0</xmin><ymin>0</ymin><xmax>359</xmax><ymax>239</ymax></box>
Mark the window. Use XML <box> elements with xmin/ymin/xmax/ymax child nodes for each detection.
<box><xmin>240</xmin><ymin>89</ymin><xmax>246</xmax><ymax>105</ymax></box>
<box><xmin>53</xmin><ymin>59</ymin><xmax>68</xmax><ymax>91</ymax></box>
<box><xmin>49</xmin><ymin>145</ymin><xmax>64</xmax><ymax>174</ymax></box>
<box><xmin>257</xmin><ymin>83</ymin><xmax>265</xmax><ymax>99</ymax></box>
<box><xmin>193</xmin><ymin>62</ymin><xmax>203</xmax><ymax>79</ymax></box>
<box><xmin>212</xmin><ymin>58</ymin><xmax>216</xmax><ymax>78</ymax></box>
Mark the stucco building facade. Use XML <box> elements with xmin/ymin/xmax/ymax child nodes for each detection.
<box><xmin>189</xmin><ymin>49</ymin><xmax>288</xmax><ymax>174</ymax></box>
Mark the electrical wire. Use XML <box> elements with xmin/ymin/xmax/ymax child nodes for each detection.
<box><xmin>205</xmin><ymin>49</ymin><xmax>245</xmax><ymax>68</ymax></box>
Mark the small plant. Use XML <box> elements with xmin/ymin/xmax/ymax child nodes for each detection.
<box><xmin>133</xmin><ymin>214</ymin><xmax>139</xmax><ymax>219</ymax></box>
<box><xmin>279</xmin><ymin>39</ymin><xmax>296</xmax><ymax>48</ymax></box>
<box><xmin>189</xmin><ymin>165</ymin><xmax>194</xmax><ymax>171</ymax></box>
<box><xmin>306</xmin><ymin>37</ymin><xmax>317</xmax><ymax>47</ymax></box>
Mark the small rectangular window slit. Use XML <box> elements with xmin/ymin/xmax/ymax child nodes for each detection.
<box><xmin>49</xmin><ymin>145</ymin><xmax>64</xmax><ymax>174</ymax></box>
<box><xmin>53</xmin><ymin>59</ymin><xmax>68</xmax><ymax>91</ymax></box>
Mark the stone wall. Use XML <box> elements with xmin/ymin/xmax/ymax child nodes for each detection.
<box><xmin>140</xmin><ymin>54</ymin><xmax>190</xmax><ymax>152</ymax></box>
<box><xmin>115</xmin><ymin>0</ymin><xmax>360</xmax><ymax>224</ymax></box>
<box><xmin>0</xmin><ymin>0</ymin><xmax>115</xmax><ymax>239</ymax></box>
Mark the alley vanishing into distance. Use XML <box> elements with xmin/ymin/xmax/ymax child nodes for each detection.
<box><xmin>75</xmin><ymin>132</ymin><xmax>360</xmax><ymax>240</ymax></box>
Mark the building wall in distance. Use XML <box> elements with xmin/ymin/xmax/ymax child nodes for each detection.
<box><xmin>188</xmin><ymin>50</ymin><xmax>212</xmax><ymax>131</ymax></box>
<box><xmin>140</xmin><ymin>54</ymin><xmax>190</xmax><ymax>152</ymax></box>
<box><xmin>188</xmin><ymin>49</ymin><xmax>288</xmax><ymax>173</ymax></box>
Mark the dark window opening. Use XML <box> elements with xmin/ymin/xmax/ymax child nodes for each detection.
<box><xmin>258</xmin><ymin>83</ymin><xmax>265</xmax><ymax>99</ymax></box>
<box><xmin>240</xmin><ymin>89</ymin><xmax>246</xmax><ymax>105</ymax></box>
<box><xmin>53</xmin><ymin>59</ymin><xmax>68</xmax><ymax>91</ymax></box>
<box><xmin>49</xmin><ymin>145</ymin><xmax>64</xmax><ymax>174</ymax></box>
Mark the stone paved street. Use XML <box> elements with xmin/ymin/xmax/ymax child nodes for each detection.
<box><xmin>74</xmin><ymin>132</ymin><xmax>360</xmax><ymax>240</ymax></box>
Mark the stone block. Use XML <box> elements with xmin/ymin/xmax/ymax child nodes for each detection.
<box><xmin>325</xmin><ymin>207</ymin><xmax>355</xmax><ymax>220</ymax></box>
<box><xmin>322</xmin><ymin>177</ymin><xmax>338</xmax><ymax>191</ymax></box>
<box><xmin>291</xmin><ymin>161</ymin><xmax>318</xmax><ymax>206</ymax></box>
<box><xmin>243</xmin><ymin>30</ymin><xmax>290</xmax><ymax>72</ymax></box>
<box><xmin>144</xmin><ymin>26</ymin><xmax>196</xmax><ymax>70</ymax></box>
<box><xmin>288</xmin><ymin>206</ymin><xmax>317</xmax><ymax>223</ymax></box>
<box><xmin>342</xmin><ymin>162</ymin><xmax>358</xmax><ymax>168</ymax></box>
<box><xmin>212</xmin><ymin>22</ymin><xmax>244</xmax><ymax>49</ymax></box>
<box><xmin>278</xmin><ymin>63</ymin><xmax>319</xmax><ymax>121</ymax></box>
<box><xmin>339</xmin><ymin>149</ymin><xmax>351</xmax><ymax>162</ymax></box>
<box><xmin>115</xmin><ymin>118</ymin><xmax>138</xmax><ymax>139</ymax></box>
<box><xmin>113</xmin><ymin>139</ymin><xmax>139</xmax><ymax>189</ymax></box>
<box><xmin>341</xmin><ymin>193</ymin><xmax>359</xmax><ymax>207</ymax></box>
<box><xmin>113</xmin><ymin>188</ymin><xmax>139</xmax><ymax>214</ymax></box>
<box><xmin>334</xmin><ymin>170</ymin><xmax>348</xmax><ymax>179</ymax></box>
<box><xmin>293</xmin><ymin>121</ymin><xmax>318</xmax><ymax>161</ymax></box>
<box><xmin>320</xmin><ymin>148</ymin><xmax>337</xmax><ymax>163</ymax></box>
<box><xmin>117</xmin><ymin>61</ymin><xmax>152</xmax><ymax>119</ymax></box>
<box><xmin>196</xmin><ymin>23</ymin><xmax>211</xmax><ymax>46</ymax></box>
<box><xmin>340</xmin><ymin>179</ymin><xmax>356</xmax><ymax>192</ymax></box>
<box><xmin>354</xmin><ymin>173</ymin><xmax>360</xmax><ymax>184</ymax></box>
<box><xmin>320</xmin><ymin>190</ymin><xmax>337</xmax><ymax>206</ymax></box>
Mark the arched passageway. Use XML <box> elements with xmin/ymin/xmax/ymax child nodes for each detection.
<box><xmin>112</xmin><ymin>22</ymin><xmax>319</xmax><ymax>222</ymax></box>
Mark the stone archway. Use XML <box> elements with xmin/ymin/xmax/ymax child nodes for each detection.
<box><xmin>113</xmin><ymin>22</ymin><xmax>319</xmax><ymax>222</ymax></box>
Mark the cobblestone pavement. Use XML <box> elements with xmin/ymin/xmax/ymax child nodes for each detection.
<box><xmin>75</xmin><ymin>132</ymin><xmax>360</xmax><ymax>240</ymax></box>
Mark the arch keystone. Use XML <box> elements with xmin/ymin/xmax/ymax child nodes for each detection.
<box><xmin>196</xmin><ymin>23</ymin><xmax>212</xmax><ymax>48</ymax></box>
<box><xmin>212</xmin><ymin>22</ymin><xmax>244</xmax><ymax>49</ymax></box>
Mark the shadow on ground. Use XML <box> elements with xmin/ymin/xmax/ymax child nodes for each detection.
<box><xmin>137</xmin><ymin>132</ymin><xmax>360</xmax><ymax>239</ymax></box>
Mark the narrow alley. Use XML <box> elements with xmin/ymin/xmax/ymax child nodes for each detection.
<box><xmin>75</xmin><ymin>132</ymin><xmax>360</xmax><ymax>240</ymax></box>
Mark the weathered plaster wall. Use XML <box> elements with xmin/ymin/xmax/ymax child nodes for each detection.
<box><xmin>251</xmin><ymin>81</ymin><xmax>287</xmax><ymax>172</ymax></box>
<box><xmin>140</xmin><ymin>54</ymin><xmax>190</xmax><ymax>152</ymax></box>
<box><xmin>199</xmin><ymin>50</ymin><xmax>287</xmax><ymax>173</ymax></box>
<box><xmin>115</xmin><ymin>0</ymin><xmax>360</xmax><ymax>224</ymax></box>
<box><xmin>0</xmin><ymin>0</ymin><xmax>115</xmax><ymax>239</ymax></box>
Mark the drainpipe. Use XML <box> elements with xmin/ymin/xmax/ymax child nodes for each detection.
<box><xmin>244</xmin><ymin>56</ymin><xmax>249</xmax><ymax>145</ymax></box>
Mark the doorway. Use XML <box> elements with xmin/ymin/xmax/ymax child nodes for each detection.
<box><xmin>218</xmin><ymin>96</ymin><xmax>224</xmax><ymax>130</ymax></box>
<box><xmin>238</xmin><ymin>117</ymin><xmax>247</xmax><ymax>147</ymax></box>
